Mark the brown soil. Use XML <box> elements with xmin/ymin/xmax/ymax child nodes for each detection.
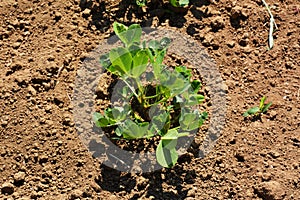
<box><xmin>1</xmin><ymin>0</ymin><xmax>299</xmax><ymax>199</ymax></box>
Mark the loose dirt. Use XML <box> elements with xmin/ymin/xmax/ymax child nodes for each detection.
<box><xmin>0</xmin><ymin>0</ymin><xmax>299</xmax><ymax>199</ymax></box>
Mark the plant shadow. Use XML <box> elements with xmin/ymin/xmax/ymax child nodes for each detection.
<box><xmin>80</xmin><ymin>0</ymin><xmax>216</xmax><ymax>33</ymax></box>
<box><xmin>243</xmin><ymin>114</ymin><xmax>263</xmax><ymax>122</ymax></box>
<box><xmin>90</xmin><ymin>126</ymin><xmax>200</xmax><ymax>199</ymax></box>
<box><xmin>95</xmin><ymin>162</ymin><xmax>195</xmax><ymax>199</ymax></box>
<box><xmin>79</xmin><ymin>0</ymin><xmax>112</xmax><ymax>32</ymax></box>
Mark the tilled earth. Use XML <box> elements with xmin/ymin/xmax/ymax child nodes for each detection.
<box><xmin>0</xmin><ymin>0</ymin><xmax>299</xmax><ymax>199</ymax></box>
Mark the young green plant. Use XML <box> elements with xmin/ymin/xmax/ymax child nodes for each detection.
<box><xmin>243</xmin><ymin>96</ymin><xmax>272</xmax><ymax>117</ymax></box>
<box><xmin>94</xmin><ymin>22</ymin><xmax>207</xmax><ymax>168</ymax></box>
<box><xmin>136</xmin><ymin>0</ymin><xmax>189</xmax><ymax>7</ymax></box>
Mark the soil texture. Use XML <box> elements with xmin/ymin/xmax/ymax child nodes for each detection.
<box><xmin>0</xmin><ymin>0</ymin><xmax>299</xmax><ymax>199</ymax></box>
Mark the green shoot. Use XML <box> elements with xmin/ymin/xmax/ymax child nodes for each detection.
<box><xmin>135</xmin><ymin>0</ymin><xmax>189</xmax><ymax>8</ymax></box>
<box><xmin>243</xmin><ymin>96</ymin><xmax>272</xmax><ymax>117</ymax></box>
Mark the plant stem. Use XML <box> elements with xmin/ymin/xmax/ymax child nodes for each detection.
<box><xmin>144</xmin><ymin>93</ymin><xmax>161</xmax><ymax>99</ymax></box>
<box><xmin>123</xmin><ymin>78</ymin><xmax>139</xmax><ymax>101</ymax></box>
<box><xmin>262</xmin><ymin>0</ymin><xmax>278</xmax><ymax>49</ymax></box>
<box><xmin>262</xmin><ymin>0</ymin><xmax>278</xmax><ymax>29</ymax></box>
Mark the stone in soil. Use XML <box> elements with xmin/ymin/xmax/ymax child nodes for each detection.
<box><xmin>254</xmin><ymin>181</ymin><xmax>286</xmax><ymax>200</ymax></box>
<box><xmin>28</xmin><ymin>85</ymin><xmax>37</xmax><ymax>96</ymax></box>
<box><xmin>14</xmin><ymin>171</ymin><xmax>26</xmax><ymax>183</ymax></box>
<box><xmin>82</xmin><ymin>8</ymin><xmax>91</xmax><ymax>17</ymax></box>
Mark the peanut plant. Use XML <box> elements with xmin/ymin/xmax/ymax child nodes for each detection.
<box><xmin>136</xmin><ymin>0</ymin><xmax>189</xmax><ymax>7</ymax></box>
<box><xmin>93</xmin><ymin>22</ymin><xmax>207</xmax><ymax>168</ymax></box>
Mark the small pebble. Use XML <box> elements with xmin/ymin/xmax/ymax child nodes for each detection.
<box><xmin>54</xmin><ymin>12</ymin><xmax>62</xmax><ymax>21</ymax></box>
<box><xmin>82</xmin><ymin>8</ymin><xmax>91</xmax><ymax>17</ymax></box>
<box><xmin>227</xmin><ymin>41</ymin><xmax>235</xmax><ymax>48</ymax></box>
<box><xmin>1</xmin><ymin>120</ymin><xmax>8</xmax><ymax>126</ymax></box>
<box><xmin>28</xmin><ymin>85</ymin><xmax>37</xmax><ymax>96</ymax></box>
<box><xmin>14</xmin><ymin>172</ymin><xmax>26</xmax><ymax>183</ymax></box>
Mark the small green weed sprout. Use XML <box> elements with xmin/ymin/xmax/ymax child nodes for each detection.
<box><xmin>243</xmin><ymin>96</ymin><xmax>272</xmax><ymax>117</ymax></box>
<box><xmin>136</xmin><ymin>0</ymin><xmax>146</xmax><ymax>7</ymax></box>
<box><xmin>136</xmin><ymin>0</ymin><xmax>189</xmax><ymax>7</ymax></box>
<box><xmin>169</xmin><ymin>0</ymin><xmax>189</xmax><ymax>7</ymax></box>
<box><xmin>93</xmin><ymin>22</ymin><xmax>207</xmax><ymax>168</ymax></box>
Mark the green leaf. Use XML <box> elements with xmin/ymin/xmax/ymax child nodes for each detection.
<box><xmin>136</xmin><ymin>0</ymin><xmax>146</xmax><ymax>6</ymax></box>
<box><xmin>93</xmin><ymin>112</ymin><xmax>110</xmax><ymax>127</ymax></box>
<box><xmin>128</xmin><ymin>44</ymin><xmax>142</xmax><ymax>58</ymax></box>
<box><xmin>199</xmin><ymin>112</ymin><xmax>208</xmax><ymax>126</ymax></box>
<box><xmin>175</xmin><ymin>66</ymin><xmax>192</xmax><ymax>80</ymax></box>
<box><xmin>153</xmin><ymin>63</ymin><xmax>163</xmax><ymax>79</ymax></box>
<box><xmin>177</xmin><ymin>132</ymin><xmax>189</xmax><ymax>137</ymax></box>
<box><xmin>102</xmin><ymin>108</ymin><xmax>117</xmax><ymax>125</ymax></box>
<box><xmin>156</xmin><ymin>49</ymin><xmax>166</xmax><ymax>65</ymax></box>
<box><xmin>113</xmin><ymin>22</ymin><xmax>127</xmax><ymax>33</ymax></box>
<box><xmin>262</xmin><ymin>102</ymin><xmax>272</xmax><ymax>113</ymax></box>
<box><xmin>97</xmin><ymin>118</ymin><xmax>110</xmax><ymax>127</ymax></box>
<box><xmin>147</xmin><ymin>39</ymin><xmax>169</xmax><ymax>65</ymax></box>
<box><xmin>127</xmin><ymin>24</ymin><xmax>142</xmax><ymax>44</ymax></box>
<box><xmin>131</xmin><ymin>50</ymin><xmax>148</xmax><ymax>78</ymax></box>
<box><xmin>161</xmin><ymin>71</ymin><xmax>189</xmax><ymax>96</ymax></box>
<box><xmin>186</xmin><ymin>94</ymin><xmax>205</xmax><ymax>106</ymax></box>
<box><xmin>160</xmin><ymin>37</ymin><xmax>171</xmax><ymax>49</ymax></box>
<box><xmin>156</xmin><ymin>139</ymin><xmax>178</xmax><ymax>168</ymax></box>
<box><xmin>149</xmin><ymin>105</ymin><xmax>170</xmax><ymax>135</ymax></box>
<box><xmin>111</xmin><ymin>106</ymin><xmax>128</xmax><ymax>122</ymax></box>
<box><xmin>93</xmin><ymin>112</ymin><xmax>102</xmax><ymax>122</ymax></box>
<box><xmin>260</xmin><ymin>96</ymin><xmax>266</xmax><ymax>110</ymax></box>
<box><xmin>104</xmin><ymin>108</ymin><xmax>113</xmax><ymax>119</ymax></box>
<box><xmin>191</xmin><ymin>80</ymin><xmax>202</xmax><ymax>93</ymax></box>
<box><xmin>113</xmin><ymin>22</ymin><xmax>142</xmax><ymax>46</ymax></box>
<box><xmin>243</xmin><ymin>107</ymin><xmax>260</xmax><ymax>117</ymax></box>
<box><xmin>99</xmin><ymin>53</ymin><xmax>111</xmax><ymax>69</ymax></box>
<box><xmin>147</xmin><ymin>48</ymin><xmax>155</xmax><ymax>64</ymax></box>
<box><xmin>151</xmin><ymin>110</ymin><xmax>168</xmax><ymax>131</ymax></box>
<box><xmin>148</xmin><ymin>40</ymin><xmax>161</xmax><ymax>51</ymax></box>
<box><xmin>109</xmin><ymin>47</ymin><xmax>133</xmax><ymax>75</ymax></box>
<box><xmin>195</xmin><ymin>94</ymin><xmax>205</xmax><ymax>103</ymax></box>
<box><xmin>121</xmin><ymin>120</ymin><xmax>149</xmax><ymax>139</ymax></box>
<box><xmin>113</xmin><ymin>22</ymin><xmax>128</xmax><ymax>42</ymax></box>
<box><xmin>179</xmin><ymin>111</ymin><xmax>200</xmax><ymax>131</ymax></box>
<box><xmin>118</xmin><ymin>85</ymin><xmax>131</xmax><ymax>98</ymax></box>
<box><xmin>179</xmin><ymin>108</ymin><xmax>204</xmax><ymax>131</ymax></box>
<box><xmin>170</xmin><ymin>0</ymin><xmax>189</xmax><ymax>7</ymax></box>
<box><xmin>161</xmin><ymin>129</ymin><xmax>179</xmax><ymax>140</ymax></box>
<box><xmin>107</xmin><ymin>65</ymin><xmax>119</xmax><ymax>75</ymax></box>
<box><xmin>201</xmin><ymin>111</ymin><xmax>208</xmax><ymax>120</ymax></box>
<box><xmin>115</xmin><ymin>127</ymin><xmax>122</xmax><ymax>137</ymax></box>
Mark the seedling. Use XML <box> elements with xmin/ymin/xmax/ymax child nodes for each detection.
<box><xmin>243</xmin><ymin>96</ymin><xmax>272</xmax><ymax>117</ymax></box>
<box><xmin>136</xmin><ymin>0</ymin><xmax>146</xmax><ymax>7</ymax></box>
<box><xmin>262</xmin><ymin>0</ymin><xmax>278</xmax><ymax>49</ymax></box>
<box><xmin>136</xmin><ymin>0</ymin><xmax>189</xmax><ymax>7</ymax></box>
<box><xmin>94</xmin><ymin>22</ymin><xmax>207</xmax><ymax>168</ymax></box>
<box><xmin>169</xmin><ymin>0</ymin><xmax>189</xmax><ymax>7</ymax></box>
